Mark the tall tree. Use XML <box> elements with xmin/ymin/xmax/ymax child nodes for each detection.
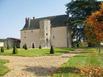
<box><xmin>85</xmin><ymin>3</ymin><xmax>103</xmax><ymax>53</ymax></box>
<box><xmin>66</xmin><ymin>0</ymin><xmax>100</xmax><ymax>47</ymax></box>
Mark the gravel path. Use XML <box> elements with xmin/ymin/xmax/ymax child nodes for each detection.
<box><xmin>0</xmin><ymin>53</ymin><xmax>76</xmax><ymax>77</ymax></box>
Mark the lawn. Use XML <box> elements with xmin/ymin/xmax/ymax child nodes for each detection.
<box><xmin>0</xmin><ymin>59</ymin><xmax>9</xmax><ymax>76</ymax></box>
<box><xmin>0</xmin><ymin>48</ymin><xmax>74</xmax><ymax>57</ymax></box>
<box><xmin>53</xmin><ymin>48</ymin><xmax>103</xmax><ymax>77</ymax></box>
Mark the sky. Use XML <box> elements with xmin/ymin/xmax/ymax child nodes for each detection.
<box><xmin>0</xmin><ymin>0</ymin><xmax>70</xmax><ymax>39</ymax></box>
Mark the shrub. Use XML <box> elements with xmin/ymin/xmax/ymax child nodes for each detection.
<box><xmin>1</xmin><ymin>47</ymin><xmax>4</xmax><ymax>53</ymax></box>
<box><xmin>32</xmin><ymin>43</ymin><xmax>35</xmax><ymax>48</ymax></box>
<box><xmin>50</xmin><ymin>45</ymin><xmax>54</xmax><ymax>54</ymax></box>
<box><xmin>12</xmin><ymin>44</ymin><xmax>17</xmax><ymax>54</ymax></box>
<box><xmin>7</xmin><ymin>43</ymin><xmax>9</xmax><ymax>49</ymax></box>
<box><xmin>23</xmin><ymin>44</ymin><xmax>27</xmax><ymax>50</ymax></box>
<box><xmin>39</xmin><ymin>45</ymin><xmax>41</xmax><ymax>49</ymax></box>
<box><xmin>80</xmin><ymin>66</ymin><xmax>103</xmax><ymax>77</ymax></box>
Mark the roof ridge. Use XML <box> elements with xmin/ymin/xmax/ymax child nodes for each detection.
<box><xmin>35</xmin><ymin>14</ymin><xmax>67</xmax><ymax>20</ymax></box>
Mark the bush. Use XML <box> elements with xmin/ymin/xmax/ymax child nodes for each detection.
<box><xmin>50</xmin><ymin>45</ymin><xmax>54</xmax><ymax>54</ymax></box>
<box><xmin>12</xmin><ymin>44</ymin><xmax>17</xmax><ymax>54</ymax></box>
<box><xmin>7</xmin><ymin>43</ymin><xmax>9</xmax><ymax>49</ymax></box>
<box><xmin>39</xmin><ymin>45</ymin><xmax>41</xmax><ymax>49</ymax></box>
<box><xmin>23</xmin><ymin>44</ymin><xmax>27</xmax><ymax>50</ymax></box>
<box><xmin>80</xmin><ymin>66</ymin><xmax>103</xmax><ymax>77</ymax></box>
<box><xmin>32</xmin><ymin>43</ymin><xmax>35</xmax><ymax>48</ymax></box>
<box><xmin>1</xmin><ymin>47</ymin><xmax>4</xmax><ymax>53</ymax></box>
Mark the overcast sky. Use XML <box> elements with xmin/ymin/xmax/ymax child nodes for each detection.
<box><xmin>0</xmin><ymin>0</ymin><xmax>70</xmax><ymax>39</ymax></box>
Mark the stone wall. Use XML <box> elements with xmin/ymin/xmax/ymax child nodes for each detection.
<box><xmin>21</xmin><ymin>29</ymin><xmax>40</xmax><ymax>48</ymax></box>
<box><xmin>51</xmin><ymin>27</ymin><xmax>67</xmax><ymax>47</ymax></box>
<box><xmin>21</xmin><ymin>26</ymin><xmax>68</xmax><ymax>48</ymax></box>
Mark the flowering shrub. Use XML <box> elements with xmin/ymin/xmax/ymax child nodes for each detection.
<box><xmin>80</xmin><ymin>66</ymin><xmax>103</xmax><ymax>77</ymax></box>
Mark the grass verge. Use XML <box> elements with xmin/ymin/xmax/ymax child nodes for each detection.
<box><xmin>53</xmin><ymin>48</ymin><xmax>103</xmax><ymax>77</ymax></box>
<box><xmin>0</xmin><ymin>59</ymin><xmax>9</xmax><ymax>76</ymax></box>
<box><xmin>0</xmin><ymin>48</ymin><xmax>74</xmax><ymax>57</ymax></box>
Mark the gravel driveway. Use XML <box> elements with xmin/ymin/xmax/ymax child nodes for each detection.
<box><xmin>0</xmin><ymin>53</ymin><xmax>76</xmax><ymax>77</ymax></box>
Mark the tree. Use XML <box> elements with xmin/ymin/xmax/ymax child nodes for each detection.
<box><xmin>84</xmin><ymin>24</ymin><xmax>97</xmax><ymax>47</ymax></box>
<box><xmin>50</xmin><ymin>45</ymin><xmax>54</xmax><ymax>54</ymax></box>
<box><xmin>7</xmin><ymin>42</ymin><xmax>9</xmax><ymax>49</ymax></box>
<box><xmin>66</xmin><ymin>0</ymin><xmax>100</xmax><ymax>47</ymax></box>
<box><xmin>12</xmin><ymin>43</ymin><xmax>17</xmax><ymax>54</ymax></box>
<box><xmin>85</xmin><ymin>3</ymin><xmax>103</xmax><ymax>53</ymax></box>
<box><xmin>39</xmin><ymin>45</ymin><xmax>41</xmax><ymax>49</ymax></box>
<box><xmin>1</xmin><ymin>47</ymin><xmax>4</xmax><ymax>53</ymax></box>
<box><xmin>23</xmin><ymin>44</ymin><xmax>27</xmax><ymax>50</ymax></box>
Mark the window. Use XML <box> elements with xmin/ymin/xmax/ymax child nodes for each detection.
<box><xmin>46</xmin><ymin>33</ymin><xmax>48</xmax><ymax>36</ymax></box>
<box><xmin>53</xmin><ymin>35</ymin><xmax>55</xmax><ymax>39</ymax></box>
<box><xmin>46</xmin><ymin>38</ymin><xmax>48</xmax><ymax>42</ymax></box>
<box><xmin>24</xmin><ymin>36</ymin><xmax>26</xmax><ymax>38</ymax></box>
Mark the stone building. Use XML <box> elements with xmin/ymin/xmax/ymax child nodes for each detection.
<box><xmin>0</xmin><ymin>38</ymin><xmax>20</xmax><ymax>48</ymax></box>
<box><xmin>21</xmin><ymin>15</ymin><xmax>71</xmax><ymax>48</ymax></box>
<box><xmin>5</xmin><ymin>38</ymin><xmax>21</xmax><ymax>48</ymax></box>
<box><xmin>0</xmin><ymin>39</ymin><xmax>5</xmax><ymax>47</ymax></box>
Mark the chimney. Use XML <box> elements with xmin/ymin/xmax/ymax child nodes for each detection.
<box><xmin>27</xmin><ymin>17</ymin><xmax>30</xmax><ymax>27</ymax></box>
<box><xmin>33</xmin><ymin>17</ymin><xmax>35</xmax><ymax>20</ymax></box>
<box><xmin>25</xmin><ymin>17</ymin><xmax>28</xmax><ymax>24</ymax></box>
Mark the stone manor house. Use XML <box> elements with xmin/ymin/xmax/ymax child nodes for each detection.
<box><xmin>21</xmin><ymin>15</ymin><xmax>72</xmax><ymax>48</ymax></box>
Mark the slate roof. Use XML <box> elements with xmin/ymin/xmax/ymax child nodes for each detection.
<box><xmin>0</xmin><ymin>39</ymin><xmax>5</xmax><ymax>42</ymax></box>
<box><xmin>22</xmin><ymin>15</ymin><xmax>68</xmax><ymax>30</ymax></box>
<box><xmin>0</xmin><ymin>38</ymin><xmax>20</xmax><ymax>42</ymax></box>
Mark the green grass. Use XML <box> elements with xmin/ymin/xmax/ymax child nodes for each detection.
<box><xmin>0</xmin><ymin>48</ymin><xmax>74</xmax><ymax>57</ymax></box>
<box><xmin>0</xmin><ymin>48</ymin><xmax>74</xmax><ymax>76</ymax></box>
<box><xmin>0</xmin><ymin>59</ymin><xmax>9</xmax><ymax>76</ymax></box>
<box><xmin>53</xmin><ymin>48</ymin><xmax>103</xmax><ymax>77</ymax></box>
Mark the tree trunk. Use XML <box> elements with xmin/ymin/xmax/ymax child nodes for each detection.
<box><xmin>97</xmin><ymin>43</ymin><xmax>101</xmax><ymax>54</ymax></box>
<box><xmin>98</xmin><ymin>43</ymin><xmax>101</xmax><ymax>54</ymax></box>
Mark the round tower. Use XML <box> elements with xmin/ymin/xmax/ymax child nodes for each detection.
<box><xmin>39</xmin><ymin>19</ymin><xmax>51</xmax><ymax>48</ymax></box>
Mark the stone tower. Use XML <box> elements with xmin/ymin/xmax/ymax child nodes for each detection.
<box><xmin>39</xmin><ymin>19</ymin><xmax>51</xmax><ymax>48</ymax></box>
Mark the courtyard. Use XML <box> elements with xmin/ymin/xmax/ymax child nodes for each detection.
<box><xmin>0</xmin><ymin>48</ymin><xmax>103</xmax><ymax>77</ymax></box>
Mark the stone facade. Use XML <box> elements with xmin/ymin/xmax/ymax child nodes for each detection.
<box><xmin>0</xmin><ymin>38</ymin><xmax>20</xmax><ymax>48</ymax></box>
<box><xmin>21</xmin><ymin>15</ymin><xmax>71</xmax><ymax>48</ymax></box>
<box><xmin>39</xmin><ymin>19</ymin><xmax>51</xmax><ymax>48</ymax></box>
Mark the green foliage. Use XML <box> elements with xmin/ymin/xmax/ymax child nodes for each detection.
<box><xmin>39</xmin><ymin>45</ymin><xmax>42</xmax><ymax>49</ymax></box>
<box><xmin>0</xmin><ymin>48</ymin><xmax>74</xmax><ymax>57</ymax></box>
<box><xmin>12</xmin><ymin>44</ymin><xmax>17</xmax><ymax>54</ymax></box>
<box><xmin>23</xmin><ymin>44</ymin><xmax>27</xmax><ymax>50</ymax></box>
<box><xmin>7</xmin><ymin>43</ymin><xmax>9</xmax><ymax>49</ymax></box>
<box><xmin>1</xmin><ymin>47</ymin><xmax>4</xmax><ymax>53</ymax></box>
<box><xmin>53</xmin><ymin>48</ymin><xmax>103</xmax><ymax>77</ymax></box>
<box><xmin>50</xmin><ymin>45</ymin><xmax>54</xmax><ymax>54</ymax></box>
<box><xmin>66</xmin><ymin>0</ymin><xmax>100</xmax><ymax>47</ymax></box>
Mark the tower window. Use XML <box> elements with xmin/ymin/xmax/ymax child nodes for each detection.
<box><xmin>46</xmin><ymin>33</ymin><xmax>48</xmax><ymax>36</ymax></box>
<box><xmin>46</xmin><ymin>38</ymin><xmax>48</xmax><ymax>42</ymax></box>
